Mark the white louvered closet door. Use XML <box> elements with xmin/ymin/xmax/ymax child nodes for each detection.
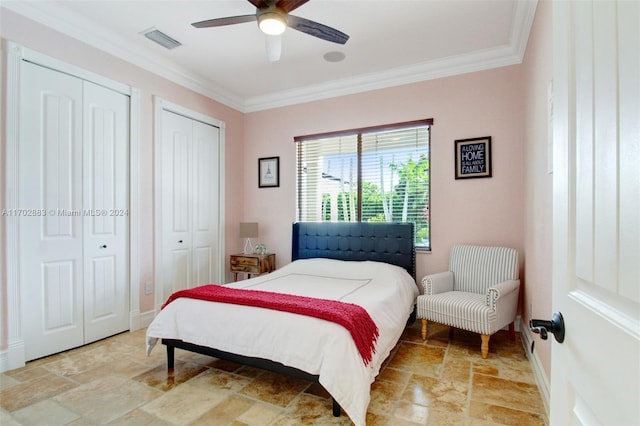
<box><xmin>19</xmin><ymin>62</ymin><xmax>130</xmax><ymax>361</ymax></box>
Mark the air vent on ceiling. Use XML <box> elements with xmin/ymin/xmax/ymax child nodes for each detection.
<box><xmin>143</xmin><ymin>28</ymin><xmax>182</xmax><ymax>50</ymax></box>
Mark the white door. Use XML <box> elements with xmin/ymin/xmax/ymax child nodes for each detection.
<box><xmin>191</xmin><ymin>120</ymin><xmax>220</xmax><ymax>286</ymax></box>
<box><xmin>82</xmin><ymin>81</ymin><xmax>130</xmax><ymax>343</ymax></box>
<box><xmin>160</xmin><ymin>110</ymin><xmax>220</xmax><ymax>302</ymax></box>
<box><xmin>161</xmin><ymin>110</ymin><xmax>192</xmax><ymax>296</ymax></box>
<box><xmin>19</xmin><ymin>61</ymin><xmax>84</xmax><ymax>360</ymax></box>
<box><xmin>19</xmin><ymin>62</ymin><xmax>130</xmax><ymax>360</ymax></box>
<box><xmin>551</xmin><ymin>1</ymin><xmax>639</xmax><ymax>424</ymax></box>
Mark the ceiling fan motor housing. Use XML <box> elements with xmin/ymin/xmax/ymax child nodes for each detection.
<box><xmin>257</xmin><ymin>8</ymin><xmax>288</xmax><ymax>35</ymax></box>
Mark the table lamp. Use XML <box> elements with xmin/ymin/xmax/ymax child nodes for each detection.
<box><xmin>240</xmin><ymin>222</ymin><xmax>259</xmax><ymax>254</ymax></box>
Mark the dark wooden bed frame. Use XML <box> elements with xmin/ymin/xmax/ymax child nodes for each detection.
<box><xmin>162</xmin><ymin>221</ymin><xmax>416</xmax><ymax>417</ymax></box>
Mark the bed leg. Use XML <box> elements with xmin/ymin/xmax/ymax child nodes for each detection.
<box><xmin>166</xmin><ymin>345</ymin><xmax>175</xmax><ymax>370</ymax></box>
<box><xmin>408</xmin><ymin>305</ymin><xmax>417</xmax><ymax>324</ymax></box>
<box><xmin>332</xmin><ymin>397</ymin><xmax>341</xmax><ymax>417</ymax></box>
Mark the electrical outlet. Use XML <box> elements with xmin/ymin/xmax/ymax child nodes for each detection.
<box><xmin>145</xmin><ymin>282</ymin><xmax>153</xmax><ymax>295</ymax></box>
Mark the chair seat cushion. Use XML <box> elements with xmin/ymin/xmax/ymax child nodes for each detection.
<box><xmin>417</xmin><ymin>291</ymin><xmax>496</xmax><ymax>335</ymax></box>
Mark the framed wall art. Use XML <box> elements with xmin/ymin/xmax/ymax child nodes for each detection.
<box><xmin>455</xmin><ymin>136</ymin><xmax>492</xmax><ymax>179</ymax></box>
<box><xmin>258</xmin><ymin>156</ymin><xmax>279</xmax><ymax>188</ymax></box>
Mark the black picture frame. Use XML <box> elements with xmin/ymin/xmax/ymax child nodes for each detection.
<box><xmin>455</xmin><ymin>136</ymin><xmax>492</xmax><ymax>179</ymax></box>
<box><xmin>258</xmin><ymin>156</ymin><xmax>279</xmax><ymax>188</ymax></box>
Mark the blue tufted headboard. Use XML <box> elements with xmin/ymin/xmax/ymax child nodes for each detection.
<box><xmin>292</xmin><ymin>222</ymin><xmax>415</xmax><ymax>280</ymax></box>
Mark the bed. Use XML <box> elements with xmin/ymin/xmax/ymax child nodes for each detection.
<box><xmin>146</xmin><ymin>221</ymin><xmax>418</xmax><ymax>426</ymax></box>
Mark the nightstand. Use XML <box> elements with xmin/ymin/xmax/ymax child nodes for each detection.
<box><xmin>230</xmin><ymin>253</ymin><xmax>276</xmax><ymax>281</ymax></box>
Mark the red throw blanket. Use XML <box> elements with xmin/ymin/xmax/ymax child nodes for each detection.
<box><xmin>162</xmin><ymin>285</ymin><xmax>379</xmax><ymax>365</ymax></box>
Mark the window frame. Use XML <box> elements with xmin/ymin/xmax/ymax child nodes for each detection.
<box><xmin>294</xmin><ymin>118</ymin><xmax>433</xmax><ymax>251</ymax></box>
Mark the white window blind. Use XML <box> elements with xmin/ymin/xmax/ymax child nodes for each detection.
<box><xmin>295</xmin><ymin>120</ymin><xmax>431</xmax><ymax>250</ymax></box>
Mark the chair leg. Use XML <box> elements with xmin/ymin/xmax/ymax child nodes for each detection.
<box><xmin>508</xmin><ymin>322</ymin><xmax>516</xmax><ymax>340</ymax></box>
<box><xmin>481</xmin><ymin>334</ymin><xmax>490</xmax><ymax>359</ymax></box>
<box><xmin>421</xmin><ymin>319</ymin><xmax>428</xmax><ymax>340</ymax></box>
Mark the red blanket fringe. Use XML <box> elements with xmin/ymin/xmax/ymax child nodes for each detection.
<box><xmin>162</xmin><ymin>285</ymin><xmax>379</xmax><ymax>365</ymax></box>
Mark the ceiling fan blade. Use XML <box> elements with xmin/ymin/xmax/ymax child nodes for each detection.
<box><xmin>275</xmin><ymin>0</ymin><xmax>310</xmax><ymax>13</ymax></box>
<box><xmin>192</xmin><ymin>15</ymin><xmax>257</xmax><ymax>28</ymax></box>
<box><xmin>247</xmin><ymin>0</ymin><xmax>272</xmax><ymax>8</ymax></box>
<box><xmin>287</xmin><ymin>15</ymin><xmax>349</xmax><ymax>44</ymax></box>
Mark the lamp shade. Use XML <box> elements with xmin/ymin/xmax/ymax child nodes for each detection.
<box><xmin>239</xmin><ymin>222</ymin><xmax>259</xmax><ymax>238</ymax></box>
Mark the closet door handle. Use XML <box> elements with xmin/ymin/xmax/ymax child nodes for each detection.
<box><xmin>100</xmin><ymin>244</ymin><xmax>107</xmax><ymax>249</ymax></box>
<box><xmin>178</xmin><ymin>240</ymin><xmax>183</xmax><ymax>243</ymax></box>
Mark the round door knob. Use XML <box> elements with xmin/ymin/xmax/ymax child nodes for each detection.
<box><xmin>100</xmin><ymin>244</ymin><xmax>107</xmax><ymax>249</ymax></box>
<box><xmin>178</xmin><ymin>240</ymin><xmax>183</xmax><ymax>243</ymax></box>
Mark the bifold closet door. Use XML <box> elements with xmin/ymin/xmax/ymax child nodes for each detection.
<box><xmin>82</xmin><ymin>81</ymin><xmax>130</xmax><ymax>344</ymax></box>
<box><xmin>18</xmin><ymin>62</ymin><xmax>130</xmax><ymax>361</ymax></box>
<box><xmin>160</xmin><ymin>110</ymin><xmax>220</xmax><ymax>302</ymax></box>
<box><xmin>19</xmin><ymin>62</ymin><xmax>84</xmax><ymax>360</ymax></box>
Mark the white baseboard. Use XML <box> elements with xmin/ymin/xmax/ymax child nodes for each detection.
<box><xmin>139</xmin><ymin>309</ymin><xmax>156</xmax><ymax>329</ymax></box>
<box><xmin>130</xmin><ymin>309</ymin><xmax>156</xmax><ymax>331</ymax></box>
<box><xmin>0</xmin><ymin>340</ymin><xmax>26</xmax><ymax>373</ymax></box>
<box><xmin>519</xmin><ymin>317</ymin><xmax>550</xmax><ymax>416</ymax></box>
<box><xmin>0</xmin><ymin>351</ymin><xmax>8</xmax><ymax>373</ymax></box>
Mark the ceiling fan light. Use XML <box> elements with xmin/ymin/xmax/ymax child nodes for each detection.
<box><xmin>258</xmin><ymin>13</ymin><xmax>286</xmax><ymax>35</ymax></box>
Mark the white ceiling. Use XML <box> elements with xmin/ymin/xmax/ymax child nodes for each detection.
<box><xmin>3</xmin><ymin>0</ymin><xmax>537</xmax><ymax>112</ymax></box>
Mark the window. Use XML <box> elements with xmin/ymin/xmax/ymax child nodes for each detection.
<box><xmin>295</xmin><ymin>119</ymin><xmax>431</xmax><ymax>250</ymax></box>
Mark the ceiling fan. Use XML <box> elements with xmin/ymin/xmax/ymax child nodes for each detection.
<box><xmin>192</xmin><ymin>0</ymin><xmax>349</xmax><ymax>61</ymax></box>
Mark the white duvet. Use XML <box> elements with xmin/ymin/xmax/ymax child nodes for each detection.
<box><xmin>146</xmin><ymin>258</ymin><xmax>418</xmax><ymax>426</ymax></box>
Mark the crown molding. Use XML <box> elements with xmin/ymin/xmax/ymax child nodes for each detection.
<box><xmin>2</xmin><ymin>0</ymin><xmax>537</xmax><ymax>113</ymax></box>
<box><xmin>511</xmin><ymin>0</ymin><xmax>539</xmax><ymax>60</ymax></box>
<box><xmin>244</xmin><ymin>44</ymin><xmax>524</xmax><ymax>112</ymax></box>
<box><xmin>1</xmin><ymin>1</ymin><xmax>245</xmax><ymax>111</ymax></box>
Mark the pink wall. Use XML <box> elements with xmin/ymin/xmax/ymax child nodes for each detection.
<box><xmin>0</xmin><ymin>9</ymin><xmax>245</xmax><ymax>343</ymax></box>
<box><xmin>244</xmin><ymin>66</ymin><xmax>526</xmax><ymax>282</ymax></box>
<box><xmin>522</xmin><ymin>0</ymin><xmax>553</xmax><ymax>381</ymax></box>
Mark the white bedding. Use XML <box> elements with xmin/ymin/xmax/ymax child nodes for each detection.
<box><xmin>146</xmin><ymin>258</ymin><xmax>418</xmax><ymax>426</ymax></box>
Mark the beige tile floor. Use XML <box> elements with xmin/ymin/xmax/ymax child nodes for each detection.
<box><xmin>0</xmin><ymin>321</ymin><xmax>547</xmax><ymax>425</ymax></box>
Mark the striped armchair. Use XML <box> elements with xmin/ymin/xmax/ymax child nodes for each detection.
<box><xmin>417</xmin><ymin>245</ymin><xmax>520</xmax><ymax>358</ymax></box>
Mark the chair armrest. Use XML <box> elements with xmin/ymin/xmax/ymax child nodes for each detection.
<box><xmin>486</xmin><ymin>279</ymin><xmax>520</xmax><ymax>309</ymax></box>
<box><xmin>421</xmin><ymin>271</ymin><xmax>454</xmax><ymax>295</ymax></box>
